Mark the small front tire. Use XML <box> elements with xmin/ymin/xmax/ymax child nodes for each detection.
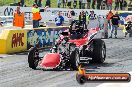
<box><xmin>28</xmin><ymin>47</ymin><xmax>39</xmax><ymax>69</ymax></box>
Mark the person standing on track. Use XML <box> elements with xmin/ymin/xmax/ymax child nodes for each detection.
<box><xmin>106</xmin><ymin>10</ymin><xmax>113</xmax><ymax>30</ymax></box>
<box><xmin>109</xmin><ymin>12</ymin><xmax>120</xmax><ymax>38</ymax></box>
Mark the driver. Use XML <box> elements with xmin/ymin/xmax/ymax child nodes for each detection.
<box><xmin>69</xmin><ymin>20</ymin><xmax>84</xmax><ymax>39</ymax></box>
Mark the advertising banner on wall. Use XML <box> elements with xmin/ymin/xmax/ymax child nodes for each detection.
<box><xmin>0</xmin><ymin>6</ymin><xmax>109</xmax><ymax>24</ymax></box>
<box><xmin>27</xmin><ymin>27</ymin><xmax>68</xmax><ymax>49</ymax></box>
<box><xmin>0</xmin><ymin>6</ymin><xmax>131</xmax><ymax>25</ymax></box>
<box><xmin>0</xmin><ymin>29</ymin><xmax>27</xmax><ymax>54</ymax></box>
<box><xmin>118</xmin><ymin>11</ymin><xmax>132</xmax><ymax>24</ymax></box>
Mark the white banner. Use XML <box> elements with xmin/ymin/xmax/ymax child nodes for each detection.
<box><xmin>0</xmin><ymin>6</ymin><xmax>109</xmax><ymax>24</ymax></box>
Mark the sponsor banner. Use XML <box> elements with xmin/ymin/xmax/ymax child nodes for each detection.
<box><xmin>27</xmin><ymin>27</ymin><xmax>68</xmax><ymax>49</ymax></box>
<box><xmin>0</xmin><ymin>6</ymin><xmax>109</xmax><ymax>24</ymax></box>
<box><xmin>0</xmin><ymin>29</ymin><xmax>27</xmax><ymax>54</ymax></box>
<box><xmin>0</xmin><ymin>6</ymin><xmax>131</xmax><ymax>25</ymax></box>
<box><xmin>118</xmin><ymin>11</ymin><xmax>132</xmax><ymax>24</ymax></box>
<box><xmin>76</xmin><ymin>66</ymin><xmax>131</xmax><ymax>84</ymax></box>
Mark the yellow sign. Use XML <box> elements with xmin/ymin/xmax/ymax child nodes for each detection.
<box><xmin>0</xmin><ymin>29</ymin><xmax>27</xmax><ymax>54</ymax></box>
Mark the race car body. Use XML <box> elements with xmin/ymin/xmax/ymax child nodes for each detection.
<box><xmin>28</xmin><ymin>20</ymin><xmax>106</xmax><ymax>70</ymax></box>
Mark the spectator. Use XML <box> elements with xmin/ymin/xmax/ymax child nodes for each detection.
<box><xmin>101</xmin><ymin>0</ymin><xmax>107</xmax><ymax>10</ymax></box>
<box><xmin>89</xmin><ymin>10</ymin><xmax>97</xmax><ymax>20</ymax></box>
<box><xmin>122</xmin><ymin>0</ymin><xmax>127</xmax><ymax>10</ymax></box>
<box><xmin>46</xmin><ymin>0</ymin><xmax>51</xmax><ymax>7</ymax></box>
<box><xmin>57</xmin><ymin>0</ymin><xmax>61</xmax><ymax>8</ymax></box>
<box><xmin>124</xmin><ymin>21</ymin><xmax>132</xmax><ymax>37</ymax></box>
<box><xmin>79</xmin><ymin>11</ymin><xmax>89</xmax><ymax>29</ymax></box>
<box><xmin>68</xmin><ymin>10</ymin><xmax>76</xmax><ymax>24</ymax></box>
<box><xmin>115</xmin><ymin>0</ymin><xmax>120</xmax><ymax>10</ymax></box>
<box><xmin>55</xmin><ymin>11</ymin><xmax>64</xmax><ymax>26</ymax></box>
<box><xmin>82</xmin><ymin>0</ymin><xmax>87</xmax><ymax>9</ymax></box>
<box><xmin>97</xmin><ymin>0</ymin><xmax>102</xmax><ymax>9</ymax></box>
<box><xmin>13</xmin><ymin>6</ymin><xmax>25</xmax><ymax>28</ymax></box>
<box><xmin>34</xmin><ymin>0</ymin><xmax>38</xmax><ymax>5</ymax></box>
<box><xmin>38</xmin><ymin>0</ymin><xmax>42</xmax><ymax>7</ymax></box>
<box><xmin>106</xmin><ymin>10</ymin><xmax>113</xmax><ymax>30</ymax></box>
<box><xmin>73</xmin><ymin>0</ymin><xmax>77</xmax><ymax>8</ymax></box>
<box><xmin>20</xmin><ymin>0</ymin><xmax>24</xmax><ymax>6</ymax></box>
<box><xmin>18</xmin><ymin>2</ymin><xmax>23</xmax><ymax>6</ymax></box>
<box><xmin>79</xmin><ymin>0</ymin><xmax>82</xmax><ymax>9</ymax></box>
<box><xmin>87</xmin><ymin>0</ymin><xmax>91</xmax><ymax>9</ymax></box>
<box><xmin>109</xmin><ymin>12</ymin><xmax>120</xmax><ymax>38</ymax></box>
<box><xmin>62</xmin><ymin>0</ymin><xmax>66</xmax><ymax>8</ymax></box>
<box><xmin>119</xmin><ymin>0</ymin><xmax>124</xmax><ymax>10</ymax></box>
<box><xmin>67</xmin><ymin>0</ymin><xmax>72</xmax><ymax>8</ymax></box>
<box><xmin>92</xmin><ymin>0</ymin><xmax>96</xmax><ymax>9</ymax></box>
<box><xmin>107</xmin><ymin>0</ymin><xmax>112</xmax><ymax>10</ymax></box>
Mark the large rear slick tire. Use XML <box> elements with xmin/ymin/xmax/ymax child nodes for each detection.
<box><xmin>28</xmin><ymin>47</ymin><xmax>39</xmax><ymax>70</ymax></box>
<box><xmin>92</xmin><ymin>39</ymin><xmax>106</xmax><ymax>63</ymax></box>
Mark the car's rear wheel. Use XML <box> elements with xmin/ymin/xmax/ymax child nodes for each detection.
<box><xmin>70</xmin><ymin>48</ymin><xmax>80</xmax><ymax>70</ymax></box>
<box><xmin>91</xmin><ymin>39</ymin><xmax>106</xmax><ymax>63</ymax></box>
<box><xmin>28</xmin><ymin>47</ymin><xmax>39</xmax><ymax>69</ymax></box>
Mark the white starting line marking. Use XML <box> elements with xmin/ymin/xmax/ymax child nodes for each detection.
<box><xmin>96</xmin><ymin>71</ymin><xmax>132</xmax><ymax>87</ymax></box>
<box><xmin>0</xmin><ymin>54</ymin><xmax>13</xmax><ymax>58</ymax></box>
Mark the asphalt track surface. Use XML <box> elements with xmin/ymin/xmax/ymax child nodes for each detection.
<box><xmin>0</xmin><ymin>30</ymin><xmax>132</xmax><ymax>87</ymax></box>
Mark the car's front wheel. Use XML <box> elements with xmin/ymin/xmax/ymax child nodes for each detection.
<box><xmin>70</xmin><ymin>48</ymin><xmax>80</xmax><ymax>70</ymax></box>
<box><xmin>28</xmin><ymin>47</ymin><xmax>39</xmax><ymax>69</ymax></box>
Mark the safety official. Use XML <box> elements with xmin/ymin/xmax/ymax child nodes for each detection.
<box><xmin>13</xmin><ymin>6</ymin><xmax>25</xmax><ymax>28</ymax></box>
<box><xmin>32</xmin><ymin>3</ymin><xmax>48</xmax><ymax>28</ymax></box>
<box><xmin>79</xmin><ymin>11</ymin><xmax>89</xmax><ymax>29</ymax></box>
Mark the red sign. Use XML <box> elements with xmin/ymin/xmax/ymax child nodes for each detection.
<box><xmin>12</xmin><ymin>33</ymin><xmax>24</xmax><ymax>48</ymax></box>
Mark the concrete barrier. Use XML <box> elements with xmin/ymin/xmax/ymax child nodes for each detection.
<box><xmin>0</xmin><ymin>29</ymin><xmax>27</xmax><ymax>54</ymax></box>
<box><xmin>0</xmin><ymin>26</ymin><xmax>69</xmax><ymax>54</ymax></box>
<box><xmin>26</xmin><ymin>26</ymin><xmax>69</xmax><ymax>50</ymax></box>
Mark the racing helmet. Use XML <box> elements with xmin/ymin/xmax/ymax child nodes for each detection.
<box><xmin>70</xmin><ymin>20</ymin><xmax>80</xmax><ymax>30</ymax></box>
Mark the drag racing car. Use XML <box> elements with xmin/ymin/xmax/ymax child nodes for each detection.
<box><xmin>28</xmin><ymin>20</ymin><xmax>106</xmax><ymax>70</ymax></box>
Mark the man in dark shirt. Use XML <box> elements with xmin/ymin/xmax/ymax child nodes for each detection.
<box><xmin>110</xmin><ymin>12</ymin><xmax>120</xmax><ymax>38</ymax></box>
